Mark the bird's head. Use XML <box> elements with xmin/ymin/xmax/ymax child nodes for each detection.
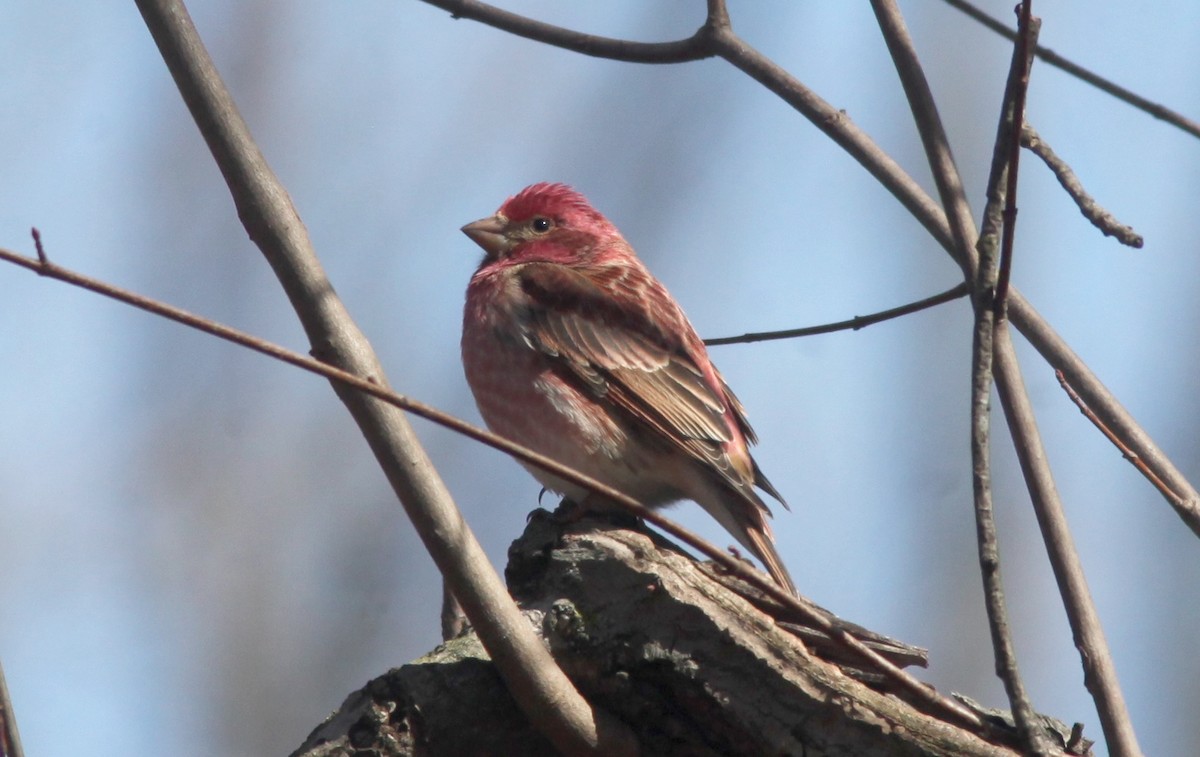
<box><xmin>462</xmin><ymin>183</ymin><xmax>617</xmax><ymax>265</ymax></box>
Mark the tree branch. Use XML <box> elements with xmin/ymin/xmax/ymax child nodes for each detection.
<box><xmin>417</xmin><ymin>0</ymin><xmax>1200</xmax><ymax>537</ymax></box>
<box><xmin>0</xmin><ymin>239</ymin><xmax>980</xmax><ymax>732</ymax></box>
<box><xmin>0</xmin><ymin>659</ymin><xmax>25</xmax><ymax>757</ymax></box>
<box><xmin>703</xmin><ymin>282</ymin><xmax>968</xmax><ymax>346</ymax></box>
<box><xmin>1054</xmin><ymin>371</ymin><xmax>1184</xmax><ymax>508</ymax></box>
<box><xmin>968</xmin><ymin>9</ymin><xmax>1052</xmax><ymax>752</ymax></box>
<box><xmin>131</xmin><ymin>2</ymin><xmax>635</xmax><ymax>754</ymax></box>
<box><xmin>1007</xmin><ymin>296</ymin><xmax>1200</xmax><ymax>535</ymax></box>
<box><xmin>993</xmin><ymin>3</ymin><xmax>1036</xmax><ymax>316</ymax></box>
<box><xmin>293</xmin><ymin>514</ymin><xmax>1088</xmax><ymax>756</ymax></box>
<box><xmin>870</xmin><ymin>0</ymin><xmax>979</xmax><ymax>278</ymax></box>
<box><xmin>943</xmin><ymin>0</ymin><xmax>1200</xmax><ymax>140</ymax></box>
<box><xmin>993</xmin><ymin>326</ymin><xmax>1143</xmax><ymax>757</ymax></box>
<box><xmin>871</xmin><ymin>1</ymin><xmax>1049</xmax><ymax>751</ymax></box>
<box><xmin>421</xmin><ymin>0</ymin><xmax>713</xmax><ymax>63</ymax></box>
<box><xmin>874</xmin><ymin>3</ymin><xmax>1144</xmax><ymax>750</ymax></box>
<box><xmin>1021</xmin><ymin>125</ymin><xmax>1144</xmax><ymax>248</ymax></box>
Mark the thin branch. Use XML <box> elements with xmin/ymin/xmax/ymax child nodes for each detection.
<box><xmin>1055</xmin><ymin>370</ymin><xmax>1183</xmax><ymax>506</ymax></box>
<box><xmin>970</xmin><ymin>265</ymin><xmax>1048</xmax><ymax>755</ymax></box>
<box><xmin>994</xmin><ymin>3</ymin><xmax>1037</xmax><ymax>316</ymax></box>
<box><xmin>704</xmin><ymin>29</ymin><xmax>962</xmax><ymax>261</ymax></box>
<box><xmin>421</xmin><ymin>0</ymin><xmax>713</xmax><ymax>63</ymax></box>
<box><xmin>713</xmin><ymin>9</ymin><xmax>1200</xmax><ymax>533</ymax></box>
<box><xmin>0</xmin><ymin>241</ymin><xmax>984</xmax><ymax>734</ymax></box>
<box><xmin>1008</xmin><ymin>297</ymin><xmax>1200</xmax><ymax>535</ymax></box>
<box><xmin>703</xmin><ymin>282</ymin><xmax>968</xmax><ymax>346</ymax></box>
<box><xmin>131</xmin><ymin>2</ymin><xmax>634</xmax><ymax>754</ymax></box>
<box><xmin>993</xmin><ymin>325</ymin><xmax>1144</xmax><ymax>757</ymax></box>
<box><xmin>874</xmin><ymin>1</ymin><xmax>1142</xmax><ymax>751</ymax></box>
<box><xmin>943</xmin><ymin>0</ymin><xmax>1200</xmax><ymax>140</ymax></box>
<box><xmin>1021</xmin><ymin>125</ymin><xmax>1144</xmax><ymax>248</ymax></box>
<box><xmin>411</xmin><ymin>9</ymin><xmax>1200</xmax><ymax>749</ymax></box>
<box><xmin>972</xmin><ymin>23</ymin><xmax>1144</xmax><ymax>752</ymax></box>
<box><xmin>416</xmin><ymin>0</ymin><xmax>1200</xmax><ymax>536</ymax></box>
<box><xmin>871</xmin><ymin>0</ymin><xmax>979</xmax><ymax>279</ymax></box>
<box><xmin>970</xmin><ymin>7</ymin><xmax>1049</xmax><ymax>751</ymax></box>
<box><xmin>714</xmin><ymin>14</ymin><xmax>1200</xmax><ymax>532</ymax></box>
<box><xmin>876</xmin><ymin>0</ymin><xmax>1048</xmax><ymax>748</ymax></box>
<box><xmin>0</xmin><ymin>660</ymin><xmax>24</xmax><ymax>757</ymax></box>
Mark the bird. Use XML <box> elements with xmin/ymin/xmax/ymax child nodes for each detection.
<box><xmin>459</xmin><ymin>182</ymin><xmax>796</xmax><ymax>595</ymax></box>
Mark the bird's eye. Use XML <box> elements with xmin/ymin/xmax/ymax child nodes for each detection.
<box><xmin>530</xmin><ymin>217</ymin><xmax>553</xmax><ymax>234</ymax></box>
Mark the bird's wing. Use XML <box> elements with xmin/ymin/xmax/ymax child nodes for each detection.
<box><xmin>513</xmin><ymin>262</ymin><xmax>754</xmax><ymax>488</ymax></box>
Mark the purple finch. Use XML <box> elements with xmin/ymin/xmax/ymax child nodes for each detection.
<box><xmin>460</xmin><ymin>183</ymin><xmax>796</xmax><ymax>595</ymax></box>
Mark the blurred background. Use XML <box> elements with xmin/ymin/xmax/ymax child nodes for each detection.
<box><xmin>1</xmin><ymin>2</ymin><xmax>1197</xmax><ymax>755</ymax></box>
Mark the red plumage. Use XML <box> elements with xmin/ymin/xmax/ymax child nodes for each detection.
<box><xmin>460</xmin><ymin>182</ymin><xmax>796</xmax><ymax>595</ymax></box>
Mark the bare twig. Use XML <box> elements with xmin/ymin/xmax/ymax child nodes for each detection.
<box><xmin>873</xmin><ymin>1</ymin><xmax>1144</xmax><ymax>751</ymax></box>
<box><xmin>970</xmin><ymin>272</ymin><xmax>1049</xmax><ymax>755</ymax></box>
<box><xmin>0</xmin><ymin>240</ymin><xmax>984</xmax><ymax>733</ymax></box>
<box><xmin>967</xmin><ymin>21</ymin><xmax>1145</xmax><ymax>751</ymax></box>
<box><xmin>1055</xmin><ymin>370</ymin><xmax>1183</xmax><ymax>506</ymax></box>
<box><xmin>703</xmin><ymin>282</ymin><xmax>968</xmax><ymax>346</ymax></box>
<box><xmin>422</xmin><ymin>0</ymin><xmax>712</xmax><ymax>63</ymax></box>
<box><xmin>968</xmin><ymin>7</ymin><xmax>1051</xmax><ymax>752</ymax></box>
<box><xmin>1021</xmin><ymin>125</ymin><xmax>1144</xmax><ymax>248</ymax></box>
<box><xmin>1008</xmin><ymin>298</ymin><xmax>1200</xmax><ymax>535</ymax></box>
<box><xmin>413</xmin><ymin>5</ymin><xmax>1200</xmax><ymax>750</ymax></box>
<box><xmin>873</xmin><ymin>0</ymin><xmax>1049</xmax><ymax>751</ymax></box>
<box><xmin>417</xmin><ymin>0</ymin><xmax>1200</xmax><ymax>539</ymax></box>
<box><xmin>717</xmin><ymin>9</ymin><xmax>1200</xmax><ymax>530</ymax></box>
<box><xmin>943</xmin><ymin>0</ymin><xmax>1200</xmax><ymax>140</ymax></box>
<box><xmin>870</xmin><ymin>0</ymin><xmax>979</xmax><ymax>278</ymax></box>
<box><xmin>0</xmin><ymin>660</ymin><xmax>24</xmax><ymax>757</ymax></box>
<box><xmin>131</xmin><ymin>2</ymin><xmax>636</xmax><ymax>754</ymax></box>
<box><xmin>993</xmin><ymin>326</ymin><xmax>1143</xmax><ymax>757</ymax></box>
<box><xmin>994</xmin><ymin>3</ymin><xmax>1036</xmax><ymax>317</ymax></box>
<box><xmin>714</xmin><ymin>18</ymin><xmax>1200</xmax><ymax>533</ymax></box>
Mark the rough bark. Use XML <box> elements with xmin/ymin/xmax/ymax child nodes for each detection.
<box><xmin>292</xmin><ymin>512</ymin><xmax>1090</xmax><ymax>757</ymax></box>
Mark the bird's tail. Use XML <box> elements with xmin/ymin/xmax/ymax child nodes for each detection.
<box><xmin>739</xmin><ymin>521</ymin><xmax>798</xmax><ymax>597</ymax></box>
<box><xmin>698</xmin><ymin>490</ymin><xmax>798</xmax><ymax>597</ymax></box>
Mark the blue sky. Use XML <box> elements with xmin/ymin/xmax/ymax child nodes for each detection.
<box><xmin>1</xmin><ymin>3</ymin><xmax>1198</xmax><ymax>755</ymax></box>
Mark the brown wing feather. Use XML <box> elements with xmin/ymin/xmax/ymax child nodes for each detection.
<box><xmin>515</xmin><ymin>263</ymin><xmax>746</xmax><ymax>484</ymax></box>
<box><xmin>517</xmin><ymin>261</ymin><xmax>794</xmax><ymax>592</ymax></box>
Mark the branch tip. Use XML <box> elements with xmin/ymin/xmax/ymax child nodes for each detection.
<box><xmin>1021</xmin><ymin>126</ymin><xmax>1144</xmax><ymax>248</ymax></box>
<box><xmin>1055</xmin><ymin>370</ymin><xmax>1183</xmax><ymax>507</ymax></box>
<box><xmin>31</xmin><ymin>228</ymin><xmax>48</xmax><ymax>265</ymax></box>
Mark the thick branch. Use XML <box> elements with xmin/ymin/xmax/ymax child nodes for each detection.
<box><xmin>293</xmin><ymin>514</ymin><xmax>1090</xmax><ymax>757</ymax></box>
<box><xmin>132</xmin><ymin>2</ymin><xmax>634</xmax><ymax>754</ymax></box>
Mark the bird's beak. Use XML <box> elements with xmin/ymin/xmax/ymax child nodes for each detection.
<box><xmin>461</xmin><ymin>215</ymin><xmax>511</xmax><ymax>257</ymax></box>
